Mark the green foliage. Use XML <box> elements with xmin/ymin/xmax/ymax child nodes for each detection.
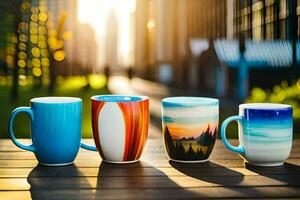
<box><xmin>246</xmin><ymin>80</ymin><xmax>300</xmax><ymax>119</ymax></box>
<box><xmin>0</xmin><ymin>76</ymin><xmax>109</xmax><ymax>138</ymax></box>
<box><xmin>198</xmin><ymin>125</ymin><xmax>217</xmax><ymax>147</ymax></box>
<box><xmin>164</xmin><ymin>125</ymin><xmax>216</xmax><ymax>161</ymax></box>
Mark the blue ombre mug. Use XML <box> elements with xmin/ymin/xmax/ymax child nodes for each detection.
<box><xmin>9</xmin><ymin>97</ymin><xmax>82</xmax><ymax>166</ymax></box>
<box><xmin>221</xmin><ymin>103</ymin><xmax>293</xmax><ymax>167</ymax></box>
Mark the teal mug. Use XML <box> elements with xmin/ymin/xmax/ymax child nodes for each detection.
<box><xmin>221</xmin><ymin>103</ymin><xmax>293</xmax><ymax>166</ymax></box>
<box><xmin>9</xmin><ymin>97</ymin><xmax>84</xmax><ymax>166</ymax></box>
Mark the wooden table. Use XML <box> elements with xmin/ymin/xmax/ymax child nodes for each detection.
<box><xmin>0</xmin><ymin>139</ymin><xmax>300</xmax><ymax>199</ymax></box>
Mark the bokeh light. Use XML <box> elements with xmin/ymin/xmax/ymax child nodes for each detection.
<box><xmin>48</xmin><ymin>37</ymin><xmax>57</xmax><ymax>49</ymax></box>
<box><xmin>38</xmin><ymin>35</ymin><xmax>46</xmax><ymax>41</ymax></box>
<box><xmin>41</xmin><ymin>58</ymin><xmax>50</xmax><ymax>67</ymax></box>
<box><xmin>30</xmin><ymin>28</ymin><xmax>38</xmax><ymax>35</ymax></box>
<box><xmin>18</xmin><ymin>75</ymin><xmax>28</xmax><ymax>86</ymax></box>
<box><xmin>54</xmin><ymin>50</ymin><xmax>65</xmax><ymax>61</ymax></box>
<box><xmin>39</xmin><ymin>5</ymin><xmax>47</xmax><ymax>12</ymax></box>
<box><xmin>56</xmin><ymin>40</ymin><xmax>64</xmax><ymax>49</ymax></box>
<box><xmin>88</xmin><ymin>74</ymin><xmax>107</xmax><ymax>89</ymax></box>
<box><xmin>32</xmin><ymin>67</ymin><xmax>42</xmax><ymax>77</ymax></box>
<box><xmin>32</xmin><ymin>58</ymin><xmax>41</xmax><ymax>67</ymax></box>
<box><xmin>27</xmin><ymin>60</ymin><xmax>32</xmax><ymax>68</ymax></box>
<box><xmin>19</xmin><ymin>22</ymin><xmax>29</xmax><ymax>30</ymax></box>
<box><xmin>18</xmin><ymin>43</ymin><xmax>26</xmax><ymax>51</ymax></box>
<box><xmin>18</xmin><ymin>52</ymin><xmax>27</xmax><ymax>60</ymax></box>
<box><xmin>19</xmin><ymin>34</ymin><xmax>28</xmax><ymax>42</ymax></box>
<box><xmin>41</xmin><ymin>49</ymin><xmax>49</xmax><ymax>57</ymax></box>
<box><xmin>30</xmin><ymin>21</ymin><xmax>38</xmax><ymax>28</ymax></box>
<box><xmin>48</xmin><ymin>29</ymin><xmax>57</xmax><ymax>37</ymax></box>
<box><xmin>21</xmin><ymin>1</ymin><xmax>31</xmax><ymax>10</ymax></box>
<box><xmin>31</xmin><ymin>7</ymin><xmax>38</xmax><ymax>14</ymax></box>
<box><xmin>63</xmin><ymin>31</ymin><xmax>73</xmax><ymax>40</ymax></box>
<box><xmin>38</xmin><ymin>13</ymin><xmax>47</xmax><ymax>22</ymax></box>
<box><xmin>30</xmin><ymin>35</ymin><xmax>38</xmax><ymax>44</ymax></box>
<box><xmin>17</xmin><ymin>60</ymin><xmax>26</xmax><ymax>68</ymax></box>
<box><xmin>5</xmin><ymin>56</ymin><xmax>13</xmax><ymax>66</ymax></box>
<box><xmin>31</xmin><ymin>14</ymin><xmax>38</xmax><ymax>22</ymax></box>
<box><xmin>38</xmin><ymin>26</ymin><xmax>46</xmax><ymax>34</ymax></box>
<box><xmin>38</xmin><ymin>41</ymin><xmax>47</xmax><ymax>48</ymax></box>
<box><xmin>31</xmin><ymin>47</ymin><xmax>40</xmax><ymax>57</ymax></box>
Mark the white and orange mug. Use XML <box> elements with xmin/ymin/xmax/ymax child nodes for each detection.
<box><xmin>81</xmin><ymin>95</ymin><xmax>149</xmax><ymax>163</ymax></box>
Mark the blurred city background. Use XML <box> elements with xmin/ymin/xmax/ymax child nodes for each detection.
<box><xmin>1</xmin><ymin>0</ymin><xmax>300</xmax><ymax>138</ymax></box>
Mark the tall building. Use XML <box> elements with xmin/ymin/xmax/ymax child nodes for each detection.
<box><xmin>135</xmin><ymin>0</ymin><xmax>227</xmax><ymax>88</ymax></box>
<box><xmin>0</xmin><ymin>0</ymin><xmax>22</xmax><ymax>76</ymax></box>
<box><xmin>135</xmin><ymin>0</ymin><xmax>149</xmax><ymax>78</ymax></box>
<box><xmin>75</xmin><ymin>23</ymin><xmax>97</xmax><ymax>74</ymax></box>
<box><xmin>46</xmin><ymin>0</ymin><xmax>79</xmax><ymax>75</ymax></box>
<box><xmin>233</xmin><ymin>0</ymin><xmax>299</xmax><ymax>40</ymax></box>
<box><xmin>105</xmin><ymin>9</ymin><xmax>119</xmax><ymax>71</ymax></box>
<box><xmin>232</xmin><ymin>0</ymin><xmax>300</xmax><ymax>68</ymax></box>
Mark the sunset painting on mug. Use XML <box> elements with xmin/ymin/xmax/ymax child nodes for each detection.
<box><xmin>162</xmin><ymin>97</ymin><xmax>218</xmax><ymax>161</ymax></box>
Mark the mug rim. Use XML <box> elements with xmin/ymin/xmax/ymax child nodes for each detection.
<box><xmin>162</xmin><ymin>96</ymin><xmax>219</xmax><ymax>106</ymax></box>
<box><xmin>31</xmin><ymin>97</ymin><xmax>82</xmax><ymax>104</ymax></box>
<box><xmin>91</xmin><ymin>95</ymin><xmax>149</xmax><ymax>102</ymax></box>
<box><xmin>239</xmin><ymin>103</ymin><xmax>292</xmax><ymax>110</ymax></box>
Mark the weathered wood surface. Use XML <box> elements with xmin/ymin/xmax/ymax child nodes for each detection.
<box><xmin>0</xmin><ymin>139</ymin><xmax>300</xmax><ymax>200</ymax></box>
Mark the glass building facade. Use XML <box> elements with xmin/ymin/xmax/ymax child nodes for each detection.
<box><xmin>233</xmin><ymin>0</ymin><xmax>299</xmax><ymax>40</ymax></box>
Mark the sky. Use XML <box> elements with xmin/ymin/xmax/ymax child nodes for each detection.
<box><xmin>77</xmin><ymin>0</ymin><xmax>136</xmax><ymax>67</ymax></box>
<box><xmin>163</xmin><ymin>105</ymin><xmax>219</xmax><ymax>139</ymax></box>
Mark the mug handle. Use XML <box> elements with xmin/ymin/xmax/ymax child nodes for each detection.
<box><xmin>81</xmin><ymin>142</ymin><xmax>97</xmax><ymax>151</ymax></box>
<box><xmin>8</xmin><ymin>107</ymin><xmax>35</xmax><ymax>152</ymax></box>
<box><xmin>220</xmin><ymin>115</ymin><xmax>245</xmax><ymax>154</ymax></box>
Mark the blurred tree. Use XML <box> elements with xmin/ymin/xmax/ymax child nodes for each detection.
<box><xmin>7</xmin><ymin>0</ymin><xmax>68</xmax><ymax>97</ymax></box>
<box><xmin>17</xmin><ymin>0</ymin><xmax>32</xmax><ymax>90</ymax></box>
<box><xmin>12</xmin><ymin>0</ymin><xmax>24</xmax><ymax>99</ymax></box>
<box><xmin>104</xmin><ymin>64</ymin><xmax>110</xmax><ymax>89</ymax></box>
<box><xmin>0</xmin><ymin>2</ymin><xmax>15</xmax><ymax>77</ymax></box>
<box><xmin>127</xmin><ymin>66</ymin><xmax>133</xmax><ymax>80</ymax></box>
<box><xmin>187</xmin><ymin>143</ymin><xmax>195</xmax><ymax>160</ymax></box>
<box><xmin>29</xmin><ymin>0</ymin><xmax>47</xmax><ymax>88</ymax></box>
<box><xmin>47</xmin><ymin>11</ymin><xmax>67</xmax><ymax>94</ymax></box>
<box><xmin>164</xmin><ymin>126</ymin><xmax>175</xmax><ymax>158</ymax></box>
<box><xmin>0</xmin><ymin>2</ymin><xmax>21</xmax><ymax>80</ymax></box>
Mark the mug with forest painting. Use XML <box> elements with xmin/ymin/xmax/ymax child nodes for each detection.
<box><xmin>162</xmin><ymin>97</ymin><xmax>219</xmax><ymax>163</ymax></box>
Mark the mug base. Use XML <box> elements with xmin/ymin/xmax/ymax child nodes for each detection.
<box><xmin>170</xmin><ymin>158</ymin><xmax>209</xmax><ymax>163</ymax></box>
<box><xmin>246</xmin><ymin>161</ymin><xmax>284</xmax><ymax>167</ymax></box>
<box><xmin>103</xmin><ymin>159</ymin><xmax>140</xmax><ymax>164</ymax></box>
<box><xmin>39</xmin><ymin>161</ymin><xmax>74</xmax><ymax>166</ymax></box>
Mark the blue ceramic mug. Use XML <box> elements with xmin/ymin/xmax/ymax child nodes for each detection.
<box><xmin>221</xmin><ymin>103</ymin><xmax>293</xmax><ymax>166</ymax></box>
<box><xmin>9</xmin><ymin>97</ymin><xmax>83</xmax><ymax>166</ymax></box>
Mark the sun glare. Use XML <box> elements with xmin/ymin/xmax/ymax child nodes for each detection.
<box><xmin>78</xmin><ymin>0</ymin><xmax>136</xmax><ymax>66</ymax></box>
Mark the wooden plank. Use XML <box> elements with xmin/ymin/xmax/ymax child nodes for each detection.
<box><xmin>1</xmin><ymin>174</ymin><xmax>300</xmax><ymax>191</ymax></box>
<box><xmin>0</xmin><ymin>191</ymin><xmax>31</xmax><ymax>200</ymax></box>
<box><xmin>0</xmin><ymin>159</ymin><xmax>299</xmax><ymax>168</ymax></box>
<box><xmin>1</xmin><ymin>187</ymin><xmax>300</xmax><ymax>200</ymax></box>
<box><xmin>0</xmin><ymin>139</ymin><xmax>300</xmax><ymax>199</ymax></box>
<box><xmin>0</xmin><ymin>139</ymin><xmax>98</xmax><ymax>151</ymax></box>
<box><xmin>0</xmin><ymin>139</ymin><xmax>296</xmax><ymax>146</ymax></box>
<box><xmin>1</xmin><ymin>139</ymin><xmax>299</xmax><ymax>152</ymax></box>
<box><xmin>0</xmin><ymin>159</ymin><xmax>262</xmax><ymax>168</ymax></box>
<box><xmin>0</xmin><ymin>163</ymin><xmax>299</xmax><ymax>178</ymax></box>
<box><xmin>1</xmin><ymin>150</ymin><xmax>300</xmax><ymax>160</ymax></box>
<box><xmin>1</xmin><ymin>140</ymin><xmax>300</xmax><ymax>161</ymax></box>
